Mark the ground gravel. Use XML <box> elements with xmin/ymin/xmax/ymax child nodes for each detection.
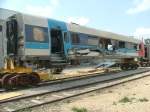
<box><xmin>29</xmin><ymin>75</ymin><xmax>150</xmax><ymax>112</ymax></box>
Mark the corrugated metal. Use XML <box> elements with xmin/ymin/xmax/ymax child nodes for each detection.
<box><xmin>67</xmin><ymin>23</ymin><xmax>140</xmax><ymax>44</ymax></box>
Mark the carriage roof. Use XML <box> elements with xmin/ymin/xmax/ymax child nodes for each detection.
<box><xmin>3</xmin><ymin>11</ymin><xmax>140</xmax><ymax>44</ymax></box>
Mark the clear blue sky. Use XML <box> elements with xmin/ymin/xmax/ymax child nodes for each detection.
<box><xmin>1</xmin><ymin>0</ymin><xmax>150</xmax><ymax>39</ymax></box>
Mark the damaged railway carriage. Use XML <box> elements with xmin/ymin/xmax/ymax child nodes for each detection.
<box><xmin>0</xmin><ymin>13</ymin><xmax>141</xmax><ymax>89</ymax></box>
<box><xmin>67</xmin><ymin>24</ymin><xmax>140</xmax><ymax>70</ymax></box>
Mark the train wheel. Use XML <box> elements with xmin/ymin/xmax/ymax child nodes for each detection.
<box><xmin>1</xmin><ymin>74</ymin><xmax>14</xmax><ymax>89</ymax></box>
<box><xmin>14</xmin><ymin>74</ymin><xmax>33</xmax><ymax>87</ymax></box>
<box><xmin>29</xmin><ymin>73</ymin><xmax>40</xmax><ymax>85</ymax></box>
<box><xmin>8</xmin><ymin>75</ymin><xmax>17</xmax><ymax>88</ymax></box>
<box><xmin>50</xmin><ymin>68</ymin><xmax>63</xmax><ymax>74</ymax></box>
<box><xmin>0</xmin><ymin>73</ymin><xmax>5</xmax><ymax>79</ymax></box>
<box><xmin>1</xmin><ymin>73</ymin><xmax>40</xmax><ymax>89</ymax></box>
<box><xmin>127</xmin><ymin>65</ymin><xmax>133</xmax><ymax>70</ymax></box>
<box><xmin>121</xmin><ymin>66</ymin><xmax>127</xmax><ymax>70</ymax></box>
<box><xmin>132</xmin><ymin>64</ymin><xmax>138</xmax><ymax>70</ymax></box>
<box><xmin>0</xmin><ymin>73</ymin><xmax>4</xmax><ymax>87</ymax></box>
<box><xmin>56</xmin><ymin>68</ymin><xmax>63</xmax><ymax>74</ymax></box>
<box><xmin>146</xmin><ymin>63</ymin><xmax>149</xmax><ymax>67</ymax></box>
<box><xmin>135</xmin><ymin>65</ymin><xmax>138</xmax><ymax>69</ymax></box>
<box><xmin>8</xmin><ymin>74</ymin><xmax>23</xmax><ymax>88</ymax></box>
<box><xmin>10</xmin><ymin>73</ymin><xmax>40</xmax><ymax>87</ymax></box>
<box><xmin>50</xmin><ymin>68</ymin><xmax>56</xmax><ymax>74</ymax></box>
<box><xmin>2</xmin><ymin>74</ymin><xmax>30</xmax><ymax>88</ymax></box>
<box><xmin>143</xmin><ymin>63</ymin><xmax>146</xmax><ymax>67</ymax></box>
<box><xmin>131</xmin><ymin>66</ymin><xmax>135</xmax><ymax>70</ymax></box>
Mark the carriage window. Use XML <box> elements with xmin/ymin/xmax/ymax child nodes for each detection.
<box><xmin>134</xmin><ymin>44</ymin><xmax>137</xmax><ymax>50</ymax></box>
<box><xmin>78</xmin><ymin>34</ymin><xmax>98</xmax><ymax>46</ymax></box>
<box><xmin>119</xmin><ymin>41</ymin><xmax>125</xmax><ymax>48</ymax></box>
<box><xmin>87</xmin><ymin>36</ymin><xmax>98</xmax><ymax>46</ymax></box>
<box><xmin>33</xmin><ymin>27</ymin><xmax>45</xmax><ymax>41</ymax></box>
<box><xmin>79</xmin><ymin>34</ymin><xmax>98</xmax><ymax>46</ymax></box>
<box><xmin>71</xmin><ymin>32</ymin><xmax>98</xmax><ymax>45</ymax></box>
<box><xmin>0</xmin><ymin>25</ymin><xmax>2</xmax><ymax>32</ymax></box>
<box><xmin>25</xmin><ymin>24</ymin><xmax>49</xmax><ymax>43</ymax></box>
<box><xmin>71</xmin><ymin>33</ymin><xmax>80</xmax><ymax>44</ymax></box>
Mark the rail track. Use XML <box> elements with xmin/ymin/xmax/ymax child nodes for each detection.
<box><xmin>0</xmin><ymin>68</ymin><xmax>150</xmax><ymax>112</ymax></box>
<box><xmin>0</xmin><ymin>69</ymin><xmax>121</xmax><ymax>93</ymax></box>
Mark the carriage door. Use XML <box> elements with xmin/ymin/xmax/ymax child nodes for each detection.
<box><xmin>50</xmin><ymin>29</ymin><xmax>64</xmax><ymax>54</ymax></box>
<box><xmin>62</xmin><ymin>31</ymin><xmax>71</xmax><ymax>55</ymax></box>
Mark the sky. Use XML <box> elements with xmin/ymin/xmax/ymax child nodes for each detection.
<box><xmin>0</xmin><ymin>0</ymin><xmax>150</xmax><ymax>40</ymax></box>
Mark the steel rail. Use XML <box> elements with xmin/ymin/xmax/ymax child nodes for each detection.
<box><xmin>0</xmin><ymin>68</ymin><xmax>150</xmax><ymax>112</ymax></box>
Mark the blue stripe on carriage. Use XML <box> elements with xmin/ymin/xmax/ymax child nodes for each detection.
<box><xmin>72</xmin><ymin>44</ymin><xmax>98</xmax><ymax>48</ymax></box>
<box><xmin>25</xmin><ymin>42</ymin><xmax>49</xmax><ymax>49</ymax></box>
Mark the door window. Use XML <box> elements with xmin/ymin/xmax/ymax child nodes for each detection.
<box><xmin>50</xmin><ymin>29</ymin><xmax>63</xmax><ymax>53</ymax></box>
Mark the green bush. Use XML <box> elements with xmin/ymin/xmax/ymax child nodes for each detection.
<box><xmin>119</xmin><ymin>96</ymin><xmax>132</xmax><ymax>103</ymax></box>
<box><xmin>72</xmin><ymin>107</ymin><xmax>88</xmax><ymax>112</ymax></box>
<box><xmin>139</xmin><ymin>98</ymin><xmax>149</xmax><ymax>102</ymax></box>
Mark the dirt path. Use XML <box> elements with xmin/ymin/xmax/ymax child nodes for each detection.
<box><xmin>31</xmin><ymin>75</ymin><xmax>150</xmax><ymax>112</ymax></box>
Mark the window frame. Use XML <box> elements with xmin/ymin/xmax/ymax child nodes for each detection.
<box><xmin>71</xmin><ymin>32</ymin><xmax>99</xmax><ymax>46</ymax></box>
<box><xmin>119</xmin><ymin>41</ymin><xmax>125</xmax><ymax>48</ymax></box>
<box><xmin>71</xmin><ymin>32</ymin><xmax>80</xmax><ymax>44</ymax></box>
<box><xmin>25</xmin><ymin>24</ymin><xmax>49</xmax><ymax>43</ymax></box>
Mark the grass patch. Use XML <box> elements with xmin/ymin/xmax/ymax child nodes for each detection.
<box><xmin>96</xmin><ymin>90</ymin><xmax>101</xmax><ymax>93</ymax></box>
<box><xmin>72</xmin><ymin>107</ymin><xmax>88</xmax><ymax>112</ymax></box>
<box><xmin>132</xmin><ymin>93</ymin><xmax>136</xmax><ymax>96</ymax></box>
<box><xmin>112</xmin><ymin>101</ymin><xmax>117</xmax><ymax>105</ymax></box>
<box><xmin>66</xmin><ymin>99</ymin><xmax>71</xmax><ymax>103</ymax></box>
<box><xmin>139</xmin><ymin>98</ymin><xmax>149</xmax><ymax>102</ymax></box>
<box><xmin>118</xmin><ymin>96</ymin><xmax>149</xmax><ymax>104</ymax></box>
<box><xmin>131</xmin><ymin>97</ymin><xmax>136</xmax><ymax>100</ymax></box>
<box><xmin>17</xmin><ymin>108</ymin><xmax>32</xmax><ymax>112</ymax></box>
<box><xmin>119</xmin><ymin>96</ymin><xmax>133</xmax><ymax>103</ymax></box>
<box><xmin>108</xmin><ymin>90</ymin><xmax>113</xmax><ymax>93</ymax></box>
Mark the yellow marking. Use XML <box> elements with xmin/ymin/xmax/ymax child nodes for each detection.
<box><xmin>0</xmin><ymin>92</ymin><xmax>23</xmax><ymax>101</ymax></box>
